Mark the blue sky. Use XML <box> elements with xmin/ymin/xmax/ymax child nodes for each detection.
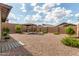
<box><xmin>5</xmin><ymin>3</ymin><xmax>79</xmax><ymax>25</ymax></box>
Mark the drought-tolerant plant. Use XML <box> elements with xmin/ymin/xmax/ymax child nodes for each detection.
<box><xmin>15</xmin><ymin>25</ymin><xmax>22</xmax><ymax>33</ymax></box>
<box><xmin>62</xmin><ymin>37</ymin><xmax>79</xmax><ymax>48</ymax></box>
<box><xmin>3</xmin><ymin>27</ymin><xmax>10</xmax><ymax>34</ymax></box>
<box><xmin>65</xmin><ymin>26</ymin><xmax>75</xmax><ymax>37</ymax></box>
<box><xmin>2</xmin><ymin>27</ymin><xmax>10</xmax><ymax>41</ymax></box>
<box><xmin>53</xmin><ymin>32</ymin><xmax>59</xmax><ymax>35</ymax></box>
<box><xmin>43</xmin><ymin>27</ymin><xmax>48</xmax><ymax>34</ymax></box>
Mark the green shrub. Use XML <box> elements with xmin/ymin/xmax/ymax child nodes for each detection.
<box><xmin>2</xmin><ymin>31</ymin><xmax>7</xmax><ymax>36</ymax></box>
<box><xmin>2</xmin><ymin>27</ymin><xmax>10</xmax><ymax>40</ymax></box>
<box><xmin>15</xmin><ymin>25</ymin><xmax>22</xmax><ymax>33</ymax></box>
<box><xmin>43</xmin><ymin>30</ymin><xmax>48</xmax><ymax>33</ymax></box>
<box><xmin>53</xmin><ymin>32</ymin><xmax>59</xmax><ymax>35</ymax></box>
<box><xmin>3</xmin><ymin>27</ymin><xmax>10</xmax><ymax>33</ymax></box>
<box><xmin>62</xmin><ymin>37</ymin><xmax>79</xmax><ymax>48</ymax></box>
<box><xmin>65</xmin><ymin>26</ymin><xmax>75</xmax><ymax>36</ymax></box>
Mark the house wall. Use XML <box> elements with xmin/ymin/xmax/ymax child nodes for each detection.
<box><xmin>48</xmin><ymin>27</ymin><xmax>55</xmax><ymax>33</ymax></box>
<box><xmin>2</xmin><ymin>23</ymin><xmax>77</xmax><ymax>34</ymax></box>
<box><xmin>58</xmin><ymin>25</ymin><xmax>77</xmax><ymax>34</ymax></box>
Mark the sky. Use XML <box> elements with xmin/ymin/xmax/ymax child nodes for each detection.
<box><xmin>5</xmin><ymin>3</ymin><xmax>79</xmax><ymax>25</ymax></box>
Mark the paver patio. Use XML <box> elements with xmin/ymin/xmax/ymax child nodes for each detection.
<box><xmin>1</xmin><ymin>33</ymin><xmax>79</xmax><ymax>56</ymax></box>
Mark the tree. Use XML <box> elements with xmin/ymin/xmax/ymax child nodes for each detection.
<box><xmin>65</xmin><ymin>26</ymin><xmax>75</xmax><ymax>37</ymax></box>
<box><xmin>15</xmin><ymin>25</ymin><xmax>22</xmax><ymax>33</ymax></box>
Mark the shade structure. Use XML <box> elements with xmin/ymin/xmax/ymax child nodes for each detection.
<box><xmin>0</xmin><ymin>3</ymin><xmax>12</xmax><ymax>40</ymax></box>
<box><xmin>0</xmin><ymin>3</ymin><xmax>12</xmax><ymax>22</ymax></box>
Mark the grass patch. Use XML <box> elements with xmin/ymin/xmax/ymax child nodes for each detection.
<box><xmin>61</xmin><ymin>37</ymin><xmax>79</xmax><ymax>48</ymax></box>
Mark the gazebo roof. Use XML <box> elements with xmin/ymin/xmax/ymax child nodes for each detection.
<box><xmin>0</xmin><ymin>3</ymin><xmax>12</xmax><ymax>22</ymax></box>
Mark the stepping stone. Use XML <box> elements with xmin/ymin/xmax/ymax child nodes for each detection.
<box><xmin>7</xmin><ymin>43</ymin><xmax>12</xmax><ymax>50</ymax></box>
<box><xmin>15</xmin><ymin>41</ymin><xmax>21</xmax><ymax>47</ymax></box>
<box><xmin>11</xmin><ymin>42</ymin><xmax>18</xmax><ymax>48</ymax></box>
<box><xmin>18</xmin><ymin>41</ymin><xmax>24</xmax><ymax>45</ymax></box>
<box><xmin>0</xmin><ymin>46</ymin><xmax>2</xmax><ymax>53</ymax></box>
<box><xmin>2</xmin><ymin>45</ymin><xmax>6</xmax><ymax>52</ymax></box>
<box><xmin>10</xmin><ymin>43</ymin><xmax>15</xmax><ymax>49</ymax></box>
<box><xmin>5</xmin><ymin>43</ymin><xmax>9</xmax><ymax>51</ymax></box>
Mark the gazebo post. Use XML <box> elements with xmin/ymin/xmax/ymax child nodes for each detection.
<box><xmin>0</xmin><ymin>8</ymin><xmax>1</xmax><ymax>40</ymax></box>
<box><xmin>77</xmin><ymin>23</ymin><xmax>79</xmax><ymax>37</ymax></box>
<box><xmin>0</xmin><ymin>3</ymin><xmax>12</xmax><ymax>41</ymax></box>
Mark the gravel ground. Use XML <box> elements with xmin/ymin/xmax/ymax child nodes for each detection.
<box><xmin>1</xmin><ymin>33</ymin><xmax>79</xmax><ymax>56</ymax></box>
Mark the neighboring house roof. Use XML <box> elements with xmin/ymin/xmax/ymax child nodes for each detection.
<box><xmin>56</xmin><ymin>22</ymin><xmax>76</xmax><ymax>27</ymax></box>
<box><xmin>24</xmin><ymin>24</ymin><xmax>37</xmax><ymax>26</ymax></box>
<box><xmin>42</xmin><ymin>24</ymin><xmax>54</xmax><ymax>27</ymax></box>
<box><xmin>0</xmin><ymin>3</ymin><xmax>12</xmax><ymax>22</ymax></box>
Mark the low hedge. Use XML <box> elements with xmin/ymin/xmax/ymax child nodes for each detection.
<box><xmin>61</xmin><ymin>37</ymin><xmax>79</xmax><ymax>48</ymax></box>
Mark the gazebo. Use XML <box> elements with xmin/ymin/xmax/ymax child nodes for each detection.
<box><xmin>0</xmin><ymin>3</ymin><xmax>12</xmax><ymax>40</ymax></box>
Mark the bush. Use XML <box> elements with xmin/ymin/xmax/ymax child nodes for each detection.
<box><xmin>3</xmin><ymin>27</ymin><xmax>10</xmax><ymax>33</ymax></box>
<box><xmin>65</xmin><ymin>26</ymin><xmax>75</xmax><ymax>36</ymax></box>
<box><xmin>2</xmin><ymin>27</ymin><xmax>10</xmax><ymax>41</ymax></box>
<box><xmin>43</xmin><ymin>30</ymin><xmax>48</xmax><ymax>33</ymax></box>
<box><xmin>53</xmin><ymin>32</ymin><xmax>59</xmax><ymax>35</ymax></box>
<box><xmin>2</xmin><ymin>31</ymin><xmax>7</xmax><ymax>36</ymax></box>
<box><xmin>62</xmin><ymin>37</ymin><xmax>79</xmax><ymax>48</ymax></box>
<box><xmin>15</xmin><ymin>25</ymin><xmax>22</xmax><ymax>33</ymax></box>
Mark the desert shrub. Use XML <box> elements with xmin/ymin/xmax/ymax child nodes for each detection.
<box><xmin>61</xmin><ymin>37</ymin><xmax>79</xmax><ymax>48</ymax></box>
<box><xmin>53</xmin><ymin>32</ymin><xmax>59</xmax><ymax>35</ymax></box>
<box><xmin>65</xmin><ymin>26</ymin><xmax>75</xmax><ymax>36</ymax></box>
<box><xmin>43</xmin><ymin>30</ymin><xmax>48</xmax><ymax>33</ymax></box>
<box><xmin>15</xmin><ymin>25</ymin><xmax>22</xmax><ymax>33</ymax></box>
<box><xmin>2</xmin><ymin>32</ymin><xmax>7</xmax><ymax>36</ymax></box>
<box><xmin>2</xmin><ymin>27</ymin><xmax>10</xmax><ymax>40</ymax></box>
<box><xmin>3</xmin><ymin>27</ymin><xmax>10</xmax><ymax>33</ymax></box>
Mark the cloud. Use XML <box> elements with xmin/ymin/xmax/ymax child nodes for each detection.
<box><xmin>31</xmin><ymin>3</ymin><xmax>37</xmax><ymax>6</ymax></box>
<box><xmin>8</xmin><ymin>3</ymin><xmax>74</xmax><ymax>25</ymax></box>
<box><xmin>8</xmin><ymin>12</ymin><xmax>16</xmax><ymax>20</ymax></box>
<box><xmin>32</xmin><ymin>3</ymin><xmax>73</xmax><ymax>25</ymax></box>
<box><xmin>42</xmin><ymin>3</ymin><xmax>58</xmax><ymax>10</ymax></box>
<box><xmin>20</xmin><ymin>3</ymin><xmax>27</xmax><ymax>12</ymax></box>
<box><xmin>45</xmin><ymin>7</ymin><xmax>72</xmax><ymax>20</ymax></box>
<box><xmin>22</xmin><ymin>9</ymin><xmax>27</xmax><ymax>12</ymax></box>
<box><xmin>20</xmin><ymin>3</ymin><xmax>25</xmax><ymax>9</ymax></box>
<box><xmin>33</xmin><ymin>3</ymin><xmax>60</xmax><ymax>14</ymax></box>
<box><xmin>75</xmin><ymin>13</ymin><xmax>79</xmax><ymax>18</ymax></box>
<box><xmin>34</xmin><ymin>5</ymin><xmax>42</xmax><ymax>14</ymax></box>
<box><xmin>8</xmin><ymin>12</ymin><xmax>17</xmax><ymax>23</ymax></box>
<box><xmin>24</xmin><ymin>14</ymin><xmax>43</xmax><ymax>24</ymax></box>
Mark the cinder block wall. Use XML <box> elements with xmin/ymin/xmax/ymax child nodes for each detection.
<box><xmin>2</xmin><ymin>23</ymin><xmax>28</xmax><ymax>33</ymax></box>
<box><xmin>2</xmin><ymin>23</ymin><xmax>16</xmax><ymax>33</ymax></box>
<box><xmin>59</xmin><ymin>26</ymin><xmax>77</xmax><ymax>34</ymax></box>
<box><xmin>1</xmin><ymin>23</ymin><xmax>77</xmax><ymax>34</ymax></box>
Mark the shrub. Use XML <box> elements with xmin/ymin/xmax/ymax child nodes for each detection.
<box><xmin>15</xmin><ymin>25</ymin><xmax>22</xmax><ymax>33</ymax></box>
<box><xmin>3</xmin><ymin>27</ymin><xmax>10</xmax><ymax>33</ymax></box>
<box><xmin>65</xmin><ymin>26</ymin><xmax>75</xmax><ymax>36</ymax></box>
<box><xmin>53</xmin><ymin>32</ymin><xmax>59</xmax><ymax>35</ymax></box>
<box><xmin>43</xmin><ymin>30</ymin><xmax>48</xmax><ymax>33</ymax></box>
<box><xmin>62</xmin><ymin>37</ymin><xmax>79</xmax><ymax>48</ymax></box>
<box><xmin>2</xmin><ymin>31</ymin><xmax>10</xmax><ymax>40</ymax></box>
<box><xmin>2</xmin><ymin>27</ymin><xmax>10</xmax><ymax>41</ymax></box>
<box><xmin>2</xmin><ymin>31</ymin><xmax>7</xmax><ymax>36</ymax></box>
